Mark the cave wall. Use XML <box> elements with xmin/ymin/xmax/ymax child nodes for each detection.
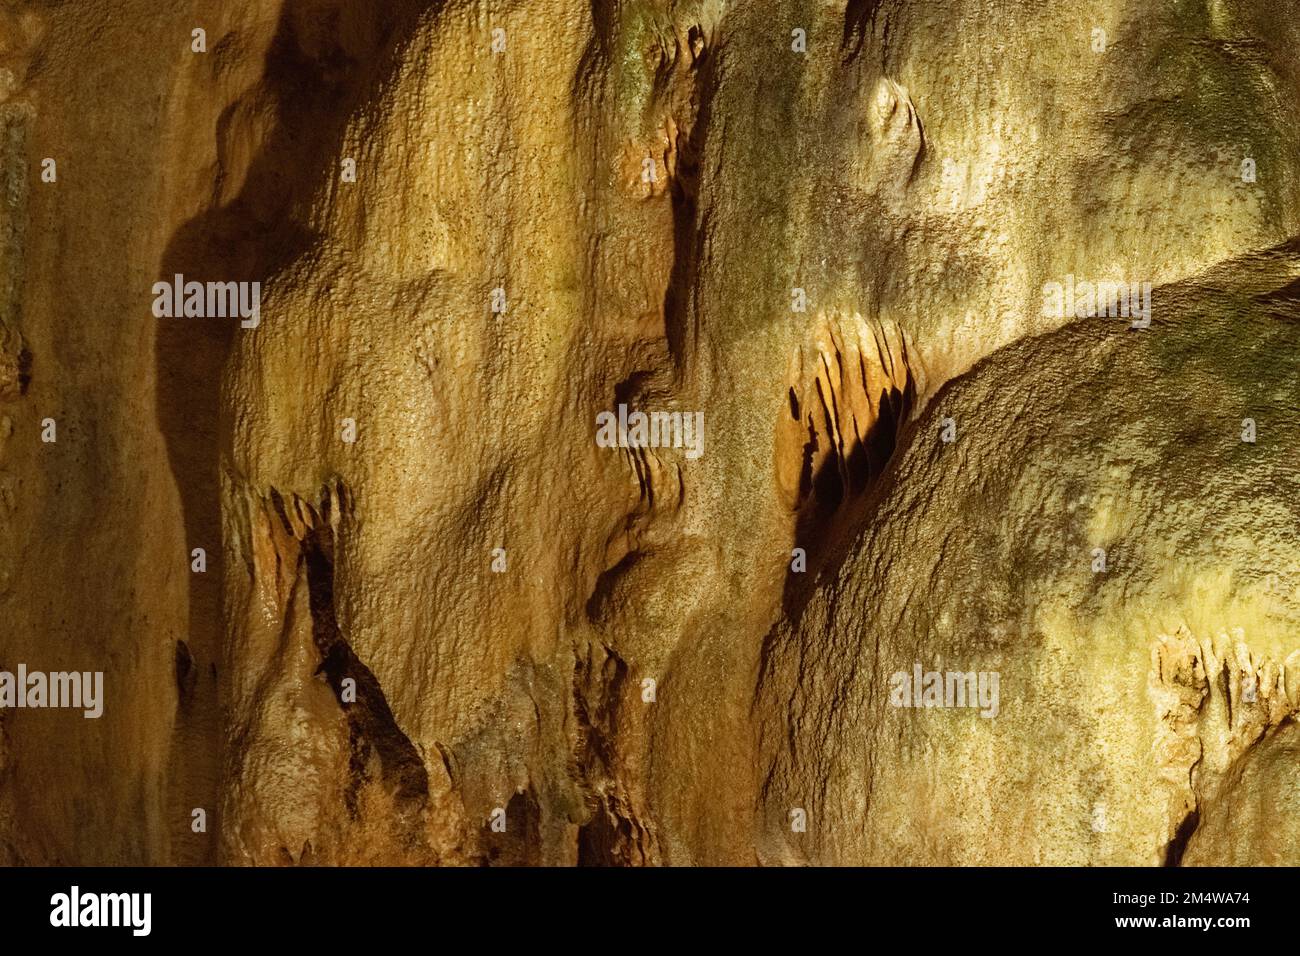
<box><xmin>0</xmin><ymin>0</ymin><xmax>1297</xmax><ymax>865</ymax></box>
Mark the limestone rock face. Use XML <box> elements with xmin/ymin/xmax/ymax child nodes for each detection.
<box><xmin>1183</xmin><ymin>721</ymin><xmax>1300</xmax><ymax>866</ymax></box>
<box><xmin>1</xmin><ymin>0</ymin><xmax>1298</xmax><ymax>865</ymax></box>
<box><xmin>757</xmin><ymin>256</ymin><xmax>1300</xmax><ymax>865</ymax></box>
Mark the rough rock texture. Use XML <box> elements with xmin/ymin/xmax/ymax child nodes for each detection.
<box><xmin>0</xmin><ymin>0</ymin><xmax>1298</xmax><ymax>865</ymax></box>
<box><xmin>758</xmin><ymin>253</ymin><xmax>1300</xmax><ymax>865</ymax></box>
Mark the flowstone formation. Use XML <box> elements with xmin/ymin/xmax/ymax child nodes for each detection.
<box><xmin>758</xmin><ymin>251</ymin><xmax>1300</xmax><ymax>865</ymax></box>
<box><xmin>0</xmin><ymin>0</ymin><xmax>1297</xmax><ymax>866</ymax></box>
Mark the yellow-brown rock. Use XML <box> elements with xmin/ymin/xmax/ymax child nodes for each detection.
<box><xmin>0</xmin><ymin>0</ymin><xmax>1297</xmax><ymax>866</ymax></box>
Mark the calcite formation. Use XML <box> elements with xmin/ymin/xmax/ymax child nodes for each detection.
<box><xmin>0</xmin><ymin>0</ymin><xmax>1297</xmax><ymax>866</ymax></box>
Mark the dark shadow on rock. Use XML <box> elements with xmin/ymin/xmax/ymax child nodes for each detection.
<box><xmin>779</xmin><ymin>370</ymin><xmax>914</xmax><ymax>626</ymax></box>
<box><xmin>153</xmin><ymin>0</ymin><xmax>435</xmax><ymax>864</ymax></box>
